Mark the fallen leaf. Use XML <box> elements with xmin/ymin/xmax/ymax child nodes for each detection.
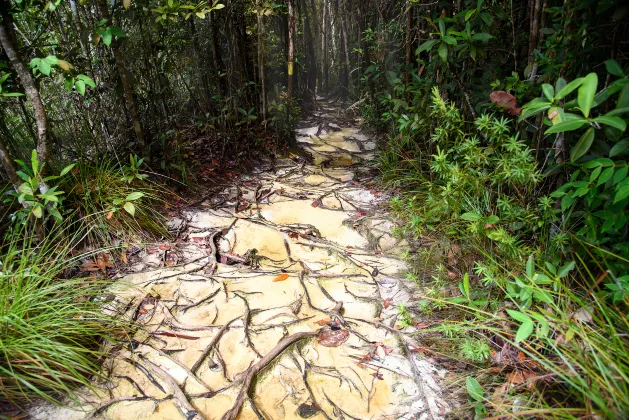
<box><xmin>273</xmin><ymin>273</ymin><xmax>290</xmax><ymax>282</ymax></box>
<box><xmin>372</xmin><ymin>372</ymin><xmax>384</xmax><ymax>380</ymax></box>
<box><xmin>490</xmin><ymin>90</ymin><xmax>522</xmax><ymax>116</ymax></box>
<box><xmin>106</xmin><ymin>211</ymin><xmax>113</xmax><ymax>220</ymax></box>
<box><xmin>375</xmin><ymin>250</ymin><xmax>382</xmax><ymax>255</ymax></box>
<box><xmin>376</xmin><ymin>345</ymin><xmax>386</xmax><ymax>359</ymax></box>
<box><xmin>159</xmin><ymin>244</ymin><xmax>170</xmax><ymax>250</ymax></box>
<box><xmin>383</xmin><ymin>298</ymin><xmax>391</xmax><ymax>309</ymax></box>
<box><xmin>317</xmin><ymin>327</ymin><xmax>349</xmax><ymax>347</ymax></box>
<box><xmin>413</xmin><ymin>321</ymin><xmax>430</xmax><ymax>330</ymax></box>
<box><xmin>447</xmin><ymin>271</ymin><xmax>457</xmax><ymax>279</ymax></box>
<box><xmin>372</xmin><ymin>267</ymin><xmax>379</xmax><ymax>276</ymax></box>
<box><xmin>288</xmin><ymin>232</ymin><xmax>299</xmax><ymax>239</ymax></box>
<box><xmin>311</xmin><ymin>200</ymin><xmax>320</xmax><ymax>208</ymax></box>
<box><xmin>315</xmin><ymin>317</ymin><xmax>332</xmax><ymax>326</ymax></box>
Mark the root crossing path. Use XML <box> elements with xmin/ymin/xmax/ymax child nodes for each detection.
<box><xmin>35</xmin><ymin>103</ymin><xmax>448</xmax><ymax>420</ymax></box>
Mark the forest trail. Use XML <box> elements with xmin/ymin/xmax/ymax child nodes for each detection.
<box><xmin>33</xmin><ymin>102</ymin><xmax>447</xmax><ymax>420</ymax></box>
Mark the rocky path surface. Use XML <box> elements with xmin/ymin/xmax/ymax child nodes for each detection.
<box><xmin>33</xmin><ymin>102</ymin><xmax>447</xmax><ymax>420</ymax></box>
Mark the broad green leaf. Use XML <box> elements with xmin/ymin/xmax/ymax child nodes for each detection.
<box><xmin>64</xmin><ymin>77</ymin><xmax>74</xmax><ymax>93</ymax></box>
<box><xmin>526</xmin><ymin>255</ymin><xmax>535</xmax><ymax>278</ymax></box>
<box><xmin>75</xmin><ymin>80</ymin><xmax>86</xmax><ymax>96</ymax></box>
<box><xmin>416</xmin><ymin>40</ymin><xmax>438</xmax><ymax>54</ymax></box>
<box><xmin>102</xmin><ymin>31</ymin><xmax>113</xmax><ymax>46</ymax></box>
<box><xmin>544</xmin><ymin>119</ymin><xmax>587</xmax><ymax>134</ymax></box>
<box><xmin>109</xmin><ymin>26</ymin><xmax>126</xmax><ymax>37</ymax></box>
<box><xmin>570</xmin><ymin>127</ymin><xmax>595</xmax><ymax>162</ymax></box>
<box><xmin>594</xmin><ymin>116</ymin><xmax>627</xmax><ymax>132</ymax></box>
<box><xmin>506</xmin><ymin>309</ymin><xmax>531</xmax><ymax>323</ymax></box>
<box><xmin>555</xmin><ymin>77</ymin><xmax>583</xmax><ymax>100</ymax></box>
<box><xmin>610</xmin><ymin>140</ymin><xmax>629</xmax><ymax>157</ymax></box>
<box><xmin>438</xmin><ymin>42</ymin><xmax>448</xmax><ymax>62</ymax></box>
<box><xmin>59</xmin><ymin>163</ymin><xmax>76</xmax><ymax>176</ymax></box>
<box><xmin>605</xmin><ymin>59</ymin><xmax>624</xmax><ymax>77</ymax></box>
<box><xmin>463</xmin><ymin>273</ymin><xmax>470</xmax><ymax>298</ymax></box>
<box><xmin>578</xmin><ymin>73</ymin><xmax>598</xmax><ymax>118</ymax></box>
<box><xmin>31</xmin><ymin>149</ymin><xmax>38</xmax><ymax>174</ymax></box>
<box><xmin>605</xmin><ymin>107</ymin><xmax>629</xmax><ymax>117</ymax></box>
<box><xmin>2</xmin><ymin>92</ymin><xmax>23</xmax><ymax>97</ymax></box>
<box><xmin>124</xmin><ymin>201</ymin><xmax>136</xmax><ymax>216</ymax></box>
<box><xmin>76</xmin><ymin>74</ymin><xmax>96</xmax><ymax>88</ymax></box>
<box><xmin>44</xmin><ymin>55</ymin><xmax>59</xmax><ymax>65</ymax></box>
<box><xmin>582</xmin><ymin>158</ymin><xmax>614</xmax><ymax>168</ymax></box>
<box><xmin>213</xmin><ymin>3</ymin><xmax>225</xmax><ymax>9</ymax></box>
<box><xmin>442</xmin><ymin>35</ymin><xmax>456</xmax><ymax>45</ymax></box>
<box><xmin>597</xmin><ymin>167</ymin><xmax>614</xmax><ymax>186</ymax></box>
<box><xmin>48</xmin><ymin>206</ymin><xmax>63</xmax><ymax>221</ymax></box>
<box><xmin>438</xmin><ymin>19</ymin><xmax>445</xmax><ymax>36</ymax></box>
<box><xmin>37</xmin><ymin>60</ymin><xmax>51</xmax><ymax>76</ymax></box>
<box><xmin>614</xmin><ymin>185</ymin><xmax>629</xmax><ymax>204</ymax></box>
<box><xmin>126</xmin><ymin>192</ymin><xmax>144</xmax><ymax>201</ymax></box>
<box><xmin>464</xmin><ymin>9</ymin><xmax>475</xmax><ymax>21</ymax></box>
<box><xmin>465</xmin><ymin>377</ymin><xmax>484</xmax><ymax>402</ymax></box>
<box><xmin>614</xmin><ymin>166</ymin><xmax>628</xmax><ymax>184</ymax></box>
<box><xmin>542</xmin><ymin>84</ymin><xmax>554</xmax><ymax>101</ymax></box>
<box><xmin>471</xmin><ymin>32</ymin><xmax>493</xmax><ymax>42</ymax></box>
<box><xmin>460</xmin><ymin>212</ymin><xmax>481</xmax><ymax>221</ymax></box>
<box><xmin>32</xmin><ymin>205</ymin><xmax>43</xmax><ymax>218</ymax></box>
<box><xmin>557</xmin><ymin>261</ymin><xmax>575</xmax><ymax>278</ymax></box>
<box><xmin>515</xmin><ymin>320</ymin><xmax>534</xmax><ymax>343</ymax></box>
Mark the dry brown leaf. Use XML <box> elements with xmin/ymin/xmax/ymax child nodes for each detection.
<box><xmin>273</xmin><ymin>273</ymin><xmax>290</xmax><ymax>282</ymax></box>
<box><xmin>315</xmin><ymin>317</ymin><xmax>332</xmax><ymax>326</ymax></box>
<box><xmin>376</xmin><ymin>345</ymin><xmax>386</xmax><ymax>360</ymax></box>
<box><xmin>383</xmin><ymin>298</ymin><xmax>391</xmax><ymax>309</ymax></box>
<box><xmin>317</xmin><ymin>327</ymin><xmax>349</xmax><ymax>347</ymax></box>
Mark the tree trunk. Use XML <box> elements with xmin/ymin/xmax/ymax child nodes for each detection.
<box><xmin>323</xmin><ymin>0</ymin><xmax>329</xmax><ymax>93</ymax></box>
<box><xmin>0</xmin><ymin>0</ymin><xmax>50</xmax><ymax>174</ymax></box>
<box><xmin>405</xmin><ymin>1</ymin><xmax>414</xmax><ymax>104</ymax></box>
<box><xmin>527</xmin><ymin>0</ymin><xmax>542</xmax><ymax>78</ymax></box>
<box><xmin>257</xmin><ymin>9</ymin><xmax>266</xmax><ymax>119</ymax></box>
<box><xmin>95</xmin><ymin>0</ymin><xmax>145</xmax><ymax>153</ymax></box>
<box><xmin>209</xmin><ymin>12</ymin><xmax>226</xmax><ymax>97</ymax></box>
<box><xmin>287</xmin><ymin>0</ymin><xmax>295</xmax><ymax>97</ymax></box>
<box><xmin>340</xmin><ymin>0</ymin><xmax>350</xmax><ymax>99</ymax></box>
<box><xmin>303</xmin><ymin>0</ymin><xmax>317</xmax><ymax>94</ymax></box>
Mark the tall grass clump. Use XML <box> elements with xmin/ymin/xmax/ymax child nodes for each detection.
<box><xmin>62</xmin><ymin>156</ymin><xmax>171</xmax><ymax>247</ymax></box>
<box><xmin>0</xmin><ymin>224</ymin><xmax>128</xmax><ymax>410</ymax></box>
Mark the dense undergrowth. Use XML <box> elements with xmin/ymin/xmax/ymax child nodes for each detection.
<box><xmin>366</xmin><ymin>31</ymin><xmax>629</xmax><ymax>420</ymax></box>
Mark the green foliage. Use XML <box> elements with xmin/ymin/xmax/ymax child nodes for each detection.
<box><xmin>6</xmin><ymin>150</ymin><xmax>74</xmax><ymax>225</ymax></box>
<box><xmin>0</xmin><ymin>226</ymin><xmax>128</xmax><ymax>407</ymax></box>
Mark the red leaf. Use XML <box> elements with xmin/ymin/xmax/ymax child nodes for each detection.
<box><xmin>315</xmin><ymin>317</ymin><xmax>332</xmax><ymax>326</ymax></box>
<box><xmin>383</xmin><ymin>298</ymin><xmax>391</xmax><ymax>309</ymax></box>
<box><xmin>273</xmin><ymin>273</ymin><xmax>290</xmax><ymax>282</ymax></box>
<box><xmin>311</xmin><ymin>200</ymin><xmax>320</xmax><ymax>208</ymax></box>
<box><xmin>317</xmin><ymin>328</ymin><xmax>349</xmax><ymax>347</ymax></box>
<box><xmin>159</xmin><ymin>244</ymin><xmax>170</xmax><ymax>250</ymax></box>
<box><xmin>490</xmin><ymin>90</ymin><xmax>522</xmax><ymax>116</ymax></box>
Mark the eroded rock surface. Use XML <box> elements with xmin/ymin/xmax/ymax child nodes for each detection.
<box><xmin>33</xmin><ymin>103</ymin><xmax>447</xmax><ymax>420</ymax></box>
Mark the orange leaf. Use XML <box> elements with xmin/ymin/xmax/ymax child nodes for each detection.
<box><xmin>383</xmin><ymin>298</ymin><xmax>391</xmax><ymax>309</ymax></box>
<box><xmin>273</xmin><ymin>273</ymin><xmax>290</xmax><ymax>282</ymax></box>
<box><xmin>106</xmin><ymin>211</ymin><xmax>113</xmax><ymax>220</ymax></box>
<box><xmin>315</xmin><ymin>317</ymin><xmax>332</xmax><ymax>326</ymax></box>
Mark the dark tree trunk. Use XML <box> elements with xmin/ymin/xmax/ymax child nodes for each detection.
<box><xmin>304</xmin><ymin>0</ymin><xmax>317</xmax><ymax>93</ymax></box>
<box><xmin>0</xmin><ymin>0</ymin><xmax>50</xmax><ymax>174</ymax></box>
<box><xmin>287</xmin><ymin>0</ymin><xmax>295</xmax><ymax>97</ymax></box>
<box><xmin>95</xmin><ymin>0</ymin><xmax>146</xmax><ymax>153</ymax></box>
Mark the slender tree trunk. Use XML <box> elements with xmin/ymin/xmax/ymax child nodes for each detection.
<box><xmin>287</xmin><ymin>0</ymin><xmax>295</xmax><ymax>97</ymax></box>
<box><xmin>323</xmin><ymin>0</ymin><xmax>329</xmax><ymax>93</ymax></box>
<box><xmin>257</xmin><ymin>9</ymin><xmax>266</xmax><ymax>119</ymax></box>
<box><xmin>209</xmin><ymin>12</ymin><xmax>226</xmax><ymax>97</ymax></box>
<box><xmin>309</xmin><ymin>0</ymin><xmax>320</xmax><ymax>93</ymax></box>
<box><xmin>527</xmin><ymin>0</ymin><xmax>542</xmax><ymax>78</ymax></box>
<box><xmin>0</xmin><ymin>1</ymin><xmax>50</xmax><ymax>174</ymax></box>
<box><xmin>340</xmin><ymin>0</ymin><xmax>350</xmax><ymax>99</ymax></box>
<box><xmin>95</xmin><ymin>0</ymin><xmax>145</xmax><ymax>153</ymax></box>
<box><xmin>405</xmin><ymin>1</ymin><xmax>414</xmax><ymax>104</ymax></box>
<box><xmin>303</xmin><ymin>0</ymin><xmax>317</xmax><ymax>94</ymax></box>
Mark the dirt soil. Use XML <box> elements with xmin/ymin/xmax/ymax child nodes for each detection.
<box><xmin>30</xmin><ymin>101</ymin><xmax>449</xmax><ymax>420</ymax></box>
